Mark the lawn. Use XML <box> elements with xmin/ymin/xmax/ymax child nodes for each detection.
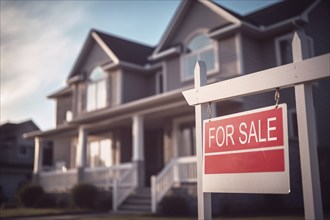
<box><xmin>0</xmin><ymin>208</ymin><xmax>88</xmax><ymax>218</ymax></box>
<box><xmin>0</xmin><ymin>208</ymin><xmax>309</xmax><ymax>220</ymax></box>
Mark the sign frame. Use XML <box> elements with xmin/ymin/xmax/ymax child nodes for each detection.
<box><xmin>202</xmin><ymin>104</ymin><xmax>290</xmax><ymax>194</ymax></box>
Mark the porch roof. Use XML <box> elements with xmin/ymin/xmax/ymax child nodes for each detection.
<box><xmin>23</xmin><ymin>123</ymin><xmax>77</xmax><ymax>139</ymax></box>
<box><xmin>23</xmin><ymin>87</ymin><xmax>189</xmax><ymax>139</ymax></box>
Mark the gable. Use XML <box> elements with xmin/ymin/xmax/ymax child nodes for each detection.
<box><xmin>153</xmin><ymin>0</ymin><xmax>238</xmax><ymax>55</ymax></box>
<box><xmin>68</xmin><ymin>33</ymin><xmax>113</xmax><ymax>80</ymax></box>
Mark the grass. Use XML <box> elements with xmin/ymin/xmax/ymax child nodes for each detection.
<box><xmin>3</xmin><ymin>209</ymin><xmax>329</xmax><ymax>220</ymax></box>
<box><xmin>0</xmin><ymin>209</ymin><xmax>308</xmax><ymax>220</ymax></box>
<box><xmin>0</xmin><ymin>208</ymin><xmax>88</xmax><ymax>218</ymax></box>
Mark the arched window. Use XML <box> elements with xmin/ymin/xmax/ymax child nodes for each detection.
<box><xmin>182</xmin><ymin>33</ymin><xmax>218</xmax><ymax>80</ymax></box>
<box><xmin>86</xmin><ymin>67</ymin><xmax>107</xmax><ymax>111</ymax></box>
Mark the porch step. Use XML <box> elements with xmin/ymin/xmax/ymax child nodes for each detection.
<box><xmin>118</xmin><ymin>188</ymin><xmax>151</xmax><ymax>213</ymax></box>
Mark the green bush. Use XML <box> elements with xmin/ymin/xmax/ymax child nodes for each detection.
<box><xmin>94</xmin><ymin>194</ymin><xmax>112</xmax><ymax>211</ymax></box>
<box><xmin>71</xmin><ymin>183</ymin><xmax>98</xmax><ymax>209</ymax></box>
<box><xmin>36</xmin><ymin>193</ymin><xmax>56</xmax><ymax>208</ymax></box>
<box><xmin>159</xmin><ymin>195</ymin><xmax>189</xmax><ymax>216</ymax></box>
<box><xmin>17</xmin><ymin>184</ymin><xmax>44</xmax><ymax>208</ymax></box>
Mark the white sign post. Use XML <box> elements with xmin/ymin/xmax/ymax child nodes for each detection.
<box><xmin>182</xmin><ymin>31</ymin><xmax>329</xmax><ymax>220</ymax></box>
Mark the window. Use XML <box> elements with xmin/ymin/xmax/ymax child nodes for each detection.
<box><xmin>87</xmin><ymin>139</ymin><xmax>112</xmax><ymax>168</ymax></box>
<box><xmin>17</xmin><ymin>145</ymin><xmax>28</xmax><ymax>158</ymax></box>
<box><xmin>182</xmin><ymin>33</ymin><xmax>218</xmax><ymax>81</ymax></box>
<box><xmin>155</xmin><ymin>71</ymin><xmax>163</xmax><ymax>94</ymax></box>
<box><xmin>275</xmin><ymin>33</ymin><xmax>314</xmax><ymax>66</ymax></box>
<box><xmin>288</xmin><ymin>109</ymin><xmax>298</xmax><ymax>139</ymax></box>
<box><xmin>178</xmin><ymin>122</ymin><xmax>196</xmax><ymax>156</ymax></box>
<box><xmin>86</xmin><ymin>67</ymin><xmax>107</xmax><ymax>112</ymax></box>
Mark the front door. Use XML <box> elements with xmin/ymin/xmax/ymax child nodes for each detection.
<box><xmin>144</xmin><ymin>129</ymin><xmax>164</xmax><ymax>187</ymax></box>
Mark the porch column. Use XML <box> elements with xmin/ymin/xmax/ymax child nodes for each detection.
<box><xmin>33</xmin><ymin>137</ymin><xmax>43</xmax><ymax>183</ymax></box>
<box><xmin>132</xmin><ymin>115</ymin><xmax>145</xmax><ymax>188</ymax></box>
<box><xmin>76</xmin><ymin>126</ymin><xmax>88</xmax><ymax>182</ymax></box>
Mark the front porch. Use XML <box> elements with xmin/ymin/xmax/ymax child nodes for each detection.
<box><xmin>30</xmin><ymin>96</ymin><xmax>241</xmax><ymax>212</ymax></box>
<box><xmin>34</xmin><ymin>155</ymin><xmax>197</xmax><ymax>212</ymax></box>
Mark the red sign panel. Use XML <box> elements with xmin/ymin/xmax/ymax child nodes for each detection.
<box><xmin>203</xmin><ymin>104</ymin><xmax>289</xmax><ymax>194</ymax></box>
<box><xmin>204</xmin><ymin>107</ymin><xmax>284</xmax><ymax>174</ymax></box>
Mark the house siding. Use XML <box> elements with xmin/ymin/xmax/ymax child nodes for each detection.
<box><xmin>305</xmin><ymin>0</ymin><xmax>330</xmax><ymax>57</ymax></box>
<box><xmin>165</xmin><ymin>35</ymin><xmax>239</xmax><ymax>91</ymax></box>
<box><xmin>56</xmin><ymin>95</ymin><xmax>72</xmax><ymax>125</ymax></box>
<box><xmin>53</xmin><ymin>138</ymin><xmax>72</xmax><ymax>169</ymax></box>
<box><xmin>242</xmin><ymin>35</ymin><xmax>264</xmax><ymax>74</ymax></box>
<box><xmin>169</xmin><ymin>2</ymin><xmax>231</xmax><ymax>46</ymax></box>
<box><xmin>122</xmin><ymin>70</ymin><xmax>152</xmax><ymax>103</ymax></box>
<box><xmin>79</xmin><ymin>43</ymin><xmax>110</xmax><ymax>77</ymax></box>
<box><xmin>218</xmin><ymin>36</ymin><xmax>239</xmax><ymax>76</ymax></box>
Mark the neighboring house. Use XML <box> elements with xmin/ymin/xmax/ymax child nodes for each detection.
<box><xmin>0</xmin><ymin>120</ymin><xmax>40</xmax><ymax>202</ymax></box>
<box><xmin>24</xmin><ymin>0</ymin><xmax>330</xmax><ymax>214</ymax></box>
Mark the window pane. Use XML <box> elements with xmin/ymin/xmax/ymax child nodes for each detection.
<box><xmin>97</xmin><ymin>80</ymin><xmax>106</xmax><ymax>109</ymax></box>
<box><xmin>280</xmin><ymin>40</ymin><xmax>293</xmax><ymax>65</ymax></box>
<box><xmin>187</xmin><ymin>34</ymin><xmax>213</xmax><ymax>52</ymax></box>
<box><xmin>90</xmin><ymin>67</ymin><xmax>106</xmax><ymax>81</ymax></box>
<box><xmin>183</xmin><ymin>54</ymin><xmax>197</xmax><ymax>80</ymax></box>
<box><xmin>200</xmin><ymin>49</ymin><xmax>215</xmax><ymax>71</ymax></box>
<box><xmin>100</xmin><ymin>139</ymin><xmax>112</xmax><ymax>167</ymax></box>
<box><xmin>89</xmin><ymin>142</ymin><xmax>99</xmax><ymax>168</ymax></box>
<box><xmin>87</xmin><ymin>84</ymin><xmax>96</xmax><ymax>111</ymax></box>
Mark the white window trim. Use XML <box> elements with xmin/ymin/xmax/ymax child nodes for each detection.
<box><xmin>275</xmin><ymin>33</ymin><xmax>294</xmax><ymax>66</ymax></box>
<box><xmin>180</xmin><ymin>41</ymin><xmax>219</xmax><ymax>82</ymax></box>
<box><xmin>85</xmin><ymin>67</ymin><xmax>109</xmax><ymax>112</ymax></box>
<box><xmin>86</xmin><ymin>78</ymin><xmax>107</xmax><ymax>112</ymax></box>
<box><xmin>275</xmin><ymin>32</ymin><xmax>314</xmax><ymax>66</ymax></box>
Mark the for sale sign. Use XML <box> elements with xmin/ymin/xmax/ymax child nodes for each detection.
<box><xmin>203</xmin><ymin>104</ymin><xmax>290</xmax><ymax>194</ymax></box>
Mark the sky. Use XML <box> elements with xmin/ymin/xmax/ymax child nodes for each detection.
<box><xmin>0</xmin><ymin>0</ymin><xmax>279</xmax><ymax>130</ymax></box>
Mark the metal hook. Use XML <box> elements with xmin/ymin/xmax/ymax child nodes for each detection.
<box><xmin>274</xmin><ymin>88</ymin><xmax>280</xmax><ymax>108</ymax></box>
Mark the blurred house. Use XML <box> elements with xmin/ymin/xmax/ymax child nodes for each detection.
<box><xmin>0</xmin><ymin>120</ymin><xmax>40</xmax><ymax>202</ymax></box>
<box><xmin>24</xmin><ymin>0</ymin><xmax>329</xmax><ymax>214</ymax></box>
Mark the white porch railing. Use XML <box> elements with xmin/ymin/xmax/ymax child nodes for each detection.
<box><xmin>39</xmin><ymin>162</ymin><xmax>136</xmax><ymax>193</ymax></box>
<box><xmin>151</xmin><ymin>156</ymin><xmax>197</xmax><ymax>213</ymax></box>
<box><xmin>84</xmin><ymin>166</ymin><xmax>113</xmax><ymax>189</ymax></box>
<box><xmin>113</xmin><ymin>162</ymin><xmax>138</xmax><ymax>211</ymax></box>
<box><xmin>39</xmin><ymin>169</ymin><xmax>77</xmax><ymax>192</ymax></box>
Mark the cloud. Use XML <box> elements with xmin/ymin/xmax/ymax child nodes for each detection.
<box><xmin>0</xmin><ymin>1</ymin><xmax>90</xmax><ymax>128</ymax></box>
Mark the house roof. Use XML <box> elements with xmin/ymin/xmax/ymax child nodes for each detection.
<box><xmin>0</xmin><ymin>120</ymin><xmax>40</xmax><ymax>140</ymax></box>
<box><xmin>152</xmin><ymin>0</ymin><xmax>318</xmax><ymax>57</ymax></box>
<box><xmin>243</xmin><ymin>0</ymin><xmax>317</xmax><ymax>26</ymax></box>
<box><xmin>94</xmin><ymin>30</ymin><xmax>155</xmax><ymax>66</ymax></box>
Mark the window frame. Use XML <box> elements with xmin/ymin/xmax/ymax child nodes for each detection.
<box><xmin>87</xmin><ymin>139</ymin><xmax>113</xmax><ymax>168</ymax></box>
<box><xmin>180</xmin><ymin>34</ymin><xmax>219</xmax><ymax>82</ymax></box>
<box><xmin>275</xmin><ymin>32</ymin><xmax>314</xmax><ymax>66</ymax></box>
<box><xmin>86</xmin><ymin>66</ymin><xmax>108</xmax><ymax>112</ymax></box>
<box><xmin>155</xmin><ymin>71</ymin><xmax>164</xmax><ymax>94</ymax></box>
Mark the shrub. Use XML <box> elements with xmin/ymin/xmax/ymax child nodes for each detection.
<box><xmin>71</xmin><ymin>183</ymin><xmax>97</xmax><ymax>209</ymax></box>
<box><xmin>17</xmin><ymin>184</ymin><xmax>44</xmax><ymax>208</ymax></box>
<box><xmin>36</xmin><ymin>193</ymin><xmax>56</xmax><ymax>208</ymax></box>
<box><xmin>159</xmin><ymin>195</ymin><xmax>189</xmax><ymax>216</ymax></box>
<box><xmin>94</xmin><ymin>194</ymin><xmax>112</xmax><ymax>211</ymax></box>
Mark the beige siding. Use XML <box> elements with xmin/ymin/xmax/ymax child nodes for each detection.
<box><xmin>53</xmin><ymin>138</ymin><xmax>72</xmax><ymax>169</ymax></box>
<box><xmin>80</xmin><ymin>43</ymin><xmax>110</xmax><ymax>75</ymax></box>
<box><xmin>170</xmin><ymin>2</ymin><xmax>231</xmax><ymax>46</ymax></box>
<box><xmin>122</xmin><ymin>69</ymin><xmax>152</xmax><ymax>103</ymax></box>
<box><xmin>56</xmin><ymin>95</ymin><xmax>72</xmax><ymax>126</ymax></box>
